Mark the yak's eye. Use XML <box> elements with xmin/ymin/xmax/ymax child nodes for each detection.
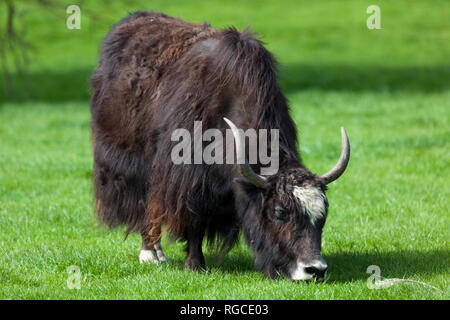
<box><xmin>274</xmin><ymin>206</ymin><xmax>288</xmax><ymax>221</ymax></box>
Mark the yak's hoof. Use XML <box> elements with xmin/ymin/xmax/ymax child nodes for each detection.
<box><xmin>139</xmin><ymin>243</ymin><xmax>169</xmax><ymax>264</ymax></box>
<box><xmin>154</xmin><ymin>243</ymin><xmax>169</xmax><ymax>262</ymax></box>
<box><xmin>139</xmin><ymin>250</ymin><xmax>159</xmax><ymax>264</ymax></box>
<box><xmin>184</xmin><ymin>258</ymin><xmax>206</xmax><ymax>271</ymax></box>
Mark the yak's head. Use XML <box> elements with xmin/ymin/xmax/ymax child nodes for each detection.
<box><xmin>224</xmin><ymin>118</ymin><xmax>350</xmax><ymax>281</ymax></box>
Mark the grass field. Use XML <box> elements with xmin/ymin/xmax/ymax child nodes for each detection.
<box><xmin>0</xmin><ymin>0</ymin><xmax>449</xmax><ymax>299</ymax></box>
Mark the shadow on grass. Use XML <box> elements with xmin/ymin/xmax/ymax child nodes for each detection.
<box><xmin>0</xmin><ymin>68</ymin><xmax>93</xmax><ymax>103</ymax></box>
<box><xmin>205</xmin><ymin>248</ymin><xmax>449</xmax><ymax>283</ymax></box>
<box><xmin>1</xmin><ymin>63</ymin><xmax>449</xmax><ymax>103</ymax></box>
<box><xmin>279</xmin><ymin>64</ymin><xmax>450</xmax><ymax>94</ymax></box>
<box><xmin>325</xmin><ymin>249</ymin><xmax>449</xmax><ymax>283</ymax></box>
<box><xmin>208</xmin><ymin>250</ymin><xmax>256</xmax><ymax>274</ymax></box>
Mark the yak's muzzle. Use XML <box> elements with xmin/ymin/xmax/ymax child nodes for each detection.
<box><xmin>290</xmin><ymin>256</ymin><xmax>328</xmax><ymax>281</ymax></box>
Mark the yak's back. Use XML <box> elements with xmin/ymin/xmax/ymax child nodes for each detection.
<box><xmin>99</xmin><ymin>11</ymin><xmax>216</xmax><ymax>89</ymax></box>
<box><xmin>90</xmin><ymin>11</ymin><xmax>217</xmax><ymax>152</ymax></box>
<box><xmin>92</xmin><ymin>11</ymin><xmax>216</xmax><ymax>102</ymax></box>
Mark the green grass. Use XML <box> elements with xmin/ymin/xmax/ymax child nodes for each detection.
<box><xmin>0</xmin><ymin>0</ymin><xmax>449</xmax><ymax>299</ymax></box>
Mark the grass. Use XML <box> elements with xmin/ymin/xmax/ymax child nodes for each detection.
<box><xmin>0</xmin><ymin>0</ymin><xmax>449</xmax><ymax>299</ymax></box>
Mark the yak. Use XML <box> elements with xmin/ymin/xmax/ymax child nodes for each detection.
<box><xmin>90</xmin><ymin>11</ymin><xmax>350</xmax><ymax>280</ymax></box>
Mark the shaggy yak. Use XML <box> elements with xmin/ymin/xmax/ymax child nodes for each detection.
<box><xmin>90</xmin><ymin>11</ymin><xmax>350</xmax><ymax>280</ymax></box>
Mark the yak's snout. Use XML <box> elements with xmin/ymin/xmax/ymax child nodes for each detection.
<box><xmin>290</xmin><ymin>256</ymin><xmax>328</xmax><ymax>281</ymax></box>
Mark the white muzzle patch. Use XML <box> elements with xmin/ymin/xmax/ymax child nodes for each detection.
<box><xmin>292</xmin><ymin>186</ymin><xmax>326</xmax><ymax>225</ymax></box>
<box><xmin>290</xmin><ymin>257</ymin><xmax>328</xmax><ymax>281</ymax></box>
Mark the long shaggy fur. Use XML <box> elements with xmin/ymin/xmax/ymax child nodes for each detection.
<box><xmin>90</xmin><ymin>11</ymin><xmax>302</xmax><ymax>255</ymax></box>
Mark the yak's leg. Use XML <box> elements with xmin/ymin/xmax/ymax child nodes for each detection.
<box><xmin>154</xmin><ymin>242</ymin><xmax>168</xmax><ymax>262</ymax></box>
<box><xmin>139</xmin><ymin>230</ymin><xmax>168</xmax><ymax>264</ymax></box>
<box><xmin>184</xmin><ymin>225</ymin><xmax>206</xmax><ymax>271</ymax></box>
<box><xmin>139</xmin><ymin>232</ymin><xmax>158</xmax><ymax>264</ymax></box>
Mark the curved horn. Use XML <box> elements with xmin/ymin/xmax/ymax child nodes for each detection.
<box><xmin>223</xmin><ymin>117</ymin><xmax>268</xmax><ymax>189</ymax></box>
<box><xmin>320</xmin><ymin>127</ymin><xmax>350</xmax><ymax>184</ymax></box>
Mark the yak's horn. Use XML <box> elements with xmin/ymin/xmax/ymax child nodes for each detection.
<box><xmin>320</xmin><ymin>127</ymin><xmax>350</xmax><ymax>184</ymax></box>
<box><xmin>224</xmin><ymin>117</ymin><xmax>268</xmax><ymax>189</ymax></box>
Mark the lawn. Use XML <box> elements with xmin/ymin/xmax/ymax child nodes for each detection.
<box><xmin>0</xmin><ymin>0</ymin><xmax>449</xmax><ymax>299</ymax></box>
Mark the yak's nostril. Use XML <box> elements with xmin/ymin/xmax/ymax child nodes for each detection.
<box><xmin>305</xmin><ymin>266</ymin><xmax>328</xmax><ymax>278</ymax></box>
<box><xmin>305</xmin><ymin>266</ymin><xmax>320</xmax><ymax>275</ymax></box>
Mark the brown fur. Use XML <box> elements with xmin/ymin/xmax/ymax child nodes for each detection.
<box><xmin>90</xmin><ymin>11</ymin><xmax>328</xmax><ymax>277</ymax></box>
